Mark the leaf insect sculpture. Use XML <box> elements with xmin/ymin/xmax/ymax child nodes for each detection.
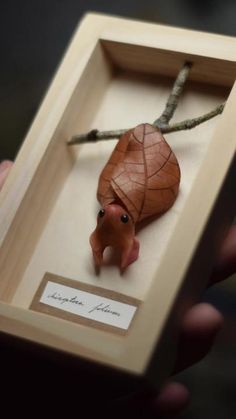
<box><xmin>68</xmin><ymin>62</ymin><xmax>225</xmax><ymax>270</ymax></box>
<box><xmin>90</xmin><ymin>123</ymin><xmax>180</xmax><ymax>269</ymax></box>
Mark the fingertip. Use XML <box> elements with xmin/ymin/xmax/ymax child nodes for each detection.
<box><xmin>210</xmin><ymin>225</ymin><xmax>236</xmax><ymax>284</ymax></box>
<box><xmin>153</xmin><ymin>382</ymin><xmax>190</xmax><ymax>415</ymax></box>
<box><xmin>182</xmin><ymin>303</ymin><xmax>224</xmax><ymax>338</ymax></box>
<box><xmin>0</xmin><ymin>160</ymin><xmax>13</xmax><ymax>190</ymax></box>
<box><xmin>0</xmin><ymin>160</ymin><xmax>13</xmax><ymax>171</ymax></box>
<box><xmin>173</xmin><ymin>303</ymin><xmax>224</xmax><ymax>374</ymax></box>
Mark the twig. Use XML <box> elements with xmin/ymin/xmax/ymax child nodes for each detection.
<box><xmin>67</xmin><ymin>61</ymin><xmax>225</xmax><ymax>146</ymax></box>
<box><xmin>161</xmin><ymin>102</ymin><xmax>225</xmax><ymax>133</ymax></box>
<box><xmin>67</xmin><ymin>102</ymin><xmax>225</xmax><ymax>145</ymax></box>
<box><xmin>154</xmin><ymin>62</ymin><xmax>192</xmax><ymax>128</ymax></box>
<box><xmin>68</xmin><ymin>129</ymin><xmax>127</xmax><ymax>145</ymax></box>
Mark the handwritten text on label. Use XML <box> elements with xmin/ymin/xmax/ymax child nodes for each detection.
<box><xmin>40</xmin><ymin>281</ymin><xmax>138</xmax><ymax>330</ymax></box>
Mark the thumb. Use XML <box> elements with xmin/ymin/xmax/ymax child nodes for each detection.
<box><xmin>0</xmin><ymin>161</ymin><xmax>13</xmax><ymax>190</ymax></box>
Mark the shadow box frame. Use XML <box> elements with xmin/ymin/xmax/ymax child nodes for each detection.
<box><xmin>0</xmin><ymin>13</ymin><xmax>236</xmax><ymax>388</ymax></box>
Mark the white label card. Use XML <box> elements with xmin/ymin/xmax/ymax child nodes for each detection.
<box><xmin>39</xmin><ymin>281</ymin><xmax>138</xmax><ymax>331</ymax></box>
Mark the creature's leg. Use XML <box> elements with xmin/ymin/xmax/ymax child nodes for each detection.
<box><xmin>121</xmin><ymin>237</ymin><xmax>140</xmax><ymax>270</ymax></box>
<box><xmin>89</xmin><ymin>232</ymin><xmax>105</xmax><ymax>267</ymax></box>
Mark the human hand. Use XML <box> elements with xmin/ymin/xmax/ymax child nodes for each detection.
<box><xmin>0</xmin><ymin>160</ymin><xmax>235</xmax><ymax>418</ymax></box>
<box><xmin>0</xmin><ymin>160</ymin><xmax>13</xmax><ymax>189</ymax></box>
<box><xmin>111</xmin><ymin>228</ymin><xmax>236</xmax><ymax>418</ymax></box>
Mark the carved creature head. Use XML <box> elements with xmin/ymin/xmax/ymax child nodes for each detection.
<box><xmin>89</xmin><ymin>203</ymin><xmax>139</xmax><ymax>270</ymax></box>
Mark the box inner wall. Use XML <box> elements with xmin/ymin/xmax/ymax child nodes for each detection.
<box><xmin>11</xmin><ymin>69</ymin><xmax>228</xmax><ymax>308</ymax></box>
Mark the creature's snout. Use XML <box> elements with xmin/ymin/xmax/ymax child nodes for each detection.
<box><xmin>89</xmin><ymin>204</ymin><xmax>139</xmax><ymax>270</ymax></box>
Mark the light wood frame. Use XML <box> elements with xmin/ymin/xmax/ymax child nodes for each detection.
<box><xmin>0</xmin><ymin>13</ymin><xmax>236</xmax><ymax>387</ymax></box>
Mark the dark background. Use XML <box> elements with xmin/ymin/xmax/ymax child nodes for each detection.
<box><xmin>1</xmin><ymin>1</ymin><xmax>236</xmax><ymax>418</ymax></box>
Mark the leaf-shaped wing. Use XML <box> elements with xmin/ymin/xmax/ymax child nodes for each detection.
<box><xmin>97</xmin><ymin>129</ymin><xmax>132</xmax><ymax>206</ymax></box>
<box><xmin>110</xmin><ymin>123</ymin><xmax>181</xmax><ymax>222</ymax></box>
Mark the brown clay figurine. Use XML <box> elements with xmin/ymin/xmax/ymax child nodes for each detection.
<box><xmin>90</xmin><ymin>123</ymin><xmax>180</xmax><ymax>269</ymax></box>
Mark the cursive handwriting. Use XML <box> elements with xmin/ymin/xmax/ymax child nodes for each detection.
<box><xmin>47</xmin><ymin>292</ymin><xmax>84</xmax><ymax>306</ymax></box>
<box><xmin>46</xmin><ymin>292</ymin><xmax>122</xmax><ymax>318</ymax></box>
<box><xmin>88</xmin><ymin>303</ymin><xmax>120</xmax><ymax>317</ymax></box>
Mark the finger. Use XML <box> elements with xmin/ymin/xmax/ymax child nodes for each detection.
<box><xmin>0</xmin><ymin>160</ymin><xmax>13</xmax><ymax>190</ymax></box>
<box><xmin>110</xmin><ymin>382</ymin><xmax>190</xmax><ymax>418</ymax></box>
<box><xmin>152</xmin><ymin>381</ymin><xmax>190</xmax><ymax>417</ymax></box>
<box><xmin>209</xmin><ymin>225</ymin><xmax>236</xmax><ymax>285</ymax></box>
<box><xmin>173</xmin><ymin>303</ymin><xmax>223</xmax><ymax>374</ymax></box>
<box><xmin>108</xmin><ymin>304</ymin><xmax>221</xmax><ymax>416</ymax></box>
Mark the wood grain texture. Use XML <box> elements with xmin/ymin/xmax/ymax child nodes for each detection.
<box><xmin>0</xmin><ymin>13</ymin><xmax>235</xmax><ymax>387</ymax></box>
<box><xmin>101</xmin><ymin>40</ymin><xmax>236</xmax><ymax>87</ymax></box>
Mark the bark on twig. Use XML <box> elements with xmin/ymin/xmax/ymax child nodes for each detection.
<box><xmin>68</xmin><ymin>129</ymin><xmax>127</xmax><ymax>145</ymax></box>
<box><xmin>68</xmin><ymin>102</ymin><xmax>225</xmax><ymax>145</ymax></box>
<box><xmin>154</xmin><ymin>62</ymin><xmax>192</xmax><ymax>128</ymax></box>
<box><xmin>67</xmin><ymin>62</ymin><xmax>225</xmax><ymax>146</ymax></box>
<box><xmin>161</xmin><ymin>102</ymin><xmax>225</xmax><ymax>133</ymax></box>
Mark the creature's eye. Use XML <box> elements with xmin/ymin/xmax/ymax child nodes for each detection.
<box><xmin>120</xmin><ymin>214</ymin><xmax>129</xmax><ymax>223</ymax></box>
<box><xmin>98</xmin><ymin>209</ymin><xmax>105</xmax><ymax>218</ymax></box>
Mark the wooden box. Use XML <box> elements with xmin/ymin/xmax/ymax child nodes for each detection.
<box><xmin>0</xmin><ymin>13</ymin><xmax>236</xmax><ymax>388</ymax></box>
